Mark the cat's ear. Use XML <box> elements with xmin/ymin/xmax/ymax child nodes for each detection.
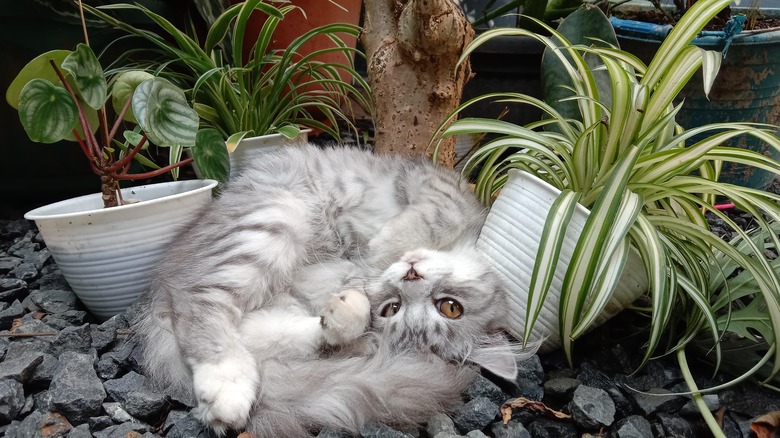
<box><xmin>467</xmin><ymin>335</ymin><xmax>518</xmax><ymax>381</ymax></box>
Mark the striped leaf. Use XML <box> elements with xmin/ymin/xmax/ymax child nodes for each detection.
<box><xmin>133</xmin><ymin>77</ymin><xmax>198</xmax><ymax>147</ymax></box>
<box><xmin>17</xmin><ymin>78</ymin><xmax>79</xmax><ymax>144</ymax></box>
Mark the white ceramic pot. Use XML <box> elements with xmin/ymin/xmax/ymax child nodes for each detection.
<box><xmin>477</xmin><ymin>170</ymin><xmax>648</xmax><ymax>352</ymax></box>
<box><xmin>229</xmin><ymin>130</ymin><xmax>311</xmax><ymax>177</ymax></box>
<box><xmin>25</xmin><ymin>179</ymin><xmax>218</xmax><ymax>320</ymax></box>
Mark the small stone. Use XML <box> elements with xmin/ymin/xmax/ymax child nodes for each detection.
<box><xmin>11</xmin><ymin>317</ymin><xmax>56</xmax><ymax>336</ymax></box>
<box><xmin>432</xmin><ymin>433</ymin><xmax>461</xmax><ymax>438</ymax></box>
<box><xmin>68</xmin><ymin>424</ymin><xmax>93</xmax><ymax>438</ymax></box>
<box><xmin>513</xmin><ymin>377</ymin><xmax>544</xmax><ymax>401</ymax></box>
<box><xmin>28</xmin><ymin>289</ymin><xmax>79</xmax><ymax>315</ymax></box>
<box><xmin>576</xmin><ymin>362</ymin><xmax>614</xmax><ymax>392</ymax></box>
<box><xmin>680</xmin><ymin>394</ymin><xmax>720</xmax><ymax>416</ymax></box>
<box><xmin>515</xmin><ymin>355</ymin><xmax>544</xmax><ymax>385</ymax></box>
<box><xmin>28</xmin><ymin>353</ymin><xmax>57</xmax><ymax>387</ymax></box>
<box><xmin>627</xmin><ymin>387</ymin><xmax>687</xmax><ymax>417</ymax></box>
<box><xmin>655</xmin><ymin>413</ymin><xmax>695</xmax><ymax>438</ymax></box>
<box><xmin>543</xmin><ymin>377</ymin><xmax>580</xmax><ymax>402</ymax></box>
<box><xmin>8</xmin><ymin>239</ymin><xmax>38</xmax><ymax>259</ymax></box>
<box><xmin>10</xmin><ymin>263</ymin><xmax>37</xmax><ymax>281</ymax></box>
<box><xmin>466</xmin><ymin>431</ymin><xmax>488</xmax><ymax>438</ymax></box>
<box><xmin>24</xmin><ymin>247</ymin><xmax>50</xmax><ymax>271</ymax></box>
<box><xmin>87</xmin><ymin>415</ymin><xmax>116</xmax><ymax>432</ymax></box>
<box><xmin>164</xmin><ymin>410</ymin><xmax>209</xmax><ymax>438</ymax></box>
<box><xmin>570</xmin><ymin>385</ymin><xmax>616</xmax><ymax>430</ymax></box>
<box><xmin>609</xmin><ymin>415</ymin><xmax>652</xmax><ymax>438</ymax></box>
<box><xmin>35</xmin><ymin>271</ymin><xmax>71</xmax><ymax>291</ymax></box>
<box><xmin>0</xmin><ymin>300</ymin><xmax>25</xmax><ymax>329</ymax></box>
<box><xmin>14</xmin><ymin>410</ymin><xmax>43</xmax><ymax>438</ymax></box>
<box><xmin>92</xmin><ymin>422</ymin><xmax>151</xmax><ymax>438</ymax></box>
<box><xmin>490</xmin><ymin>420</ymin><xmax>531</xmax><ymax>438</ymax></box>
<box><xmin>48</xmin><ymin>324</ymin><xmax>92</xmax><ymax>357</ymax></box>
<box><xmin>0</xmin><ymin>350</ymin><xmax>43</xmax><ymax>382</ymax></box>
<box><xmin>92</xmin><ymin>319</ymin><xmax>120</xmax><ymax>352</ymax></box>
<box><xmin>464</xmin><ymin>373</ymin><xmax>508</xmax><ymax>406</ymax></box>
<box><xmin>0</xmin><ymin>379</ymin><xmax>25</xmax><ymax>422</ymax></box>
<box><xmin>103</xmin><ymin>401</ymin><xmax>138</xmax><ymax>423</ymax></box>
<box><xmin>0</xmin><ymin>278</ymin><xmax>26</xmax><ymax>302</ymax></box>
<box><xmin>526</xmin><ymin>418</ymin><xmax>579</xmax><ymax>438</ymax></box>
<box><xmin>0</xmin><ymin>256</ymin><xmax>22</xmax><ymax>274</ymax></box>
<box><xmin>427</xmin><ymin>413</ymin><xmax>458</xmax><ymax>437</ymax></box>
<box><xmin>49</xmin><ymin>351</ymin><xmax>107</xmax><ymax>424</ymax></box>
<box><xmin>359</xmin><ymin>422</ymin><xmax>416</xmax><ymax>438</ymax></box>
<box><xmin>452</xmin><ymin>397</ymin><xmax>499</xmax><ymax>433</ymax></box>
<box><xmin>103</xmin><ymin>371</ymin><xmax>167</xmax><ymax>421</ymax></box>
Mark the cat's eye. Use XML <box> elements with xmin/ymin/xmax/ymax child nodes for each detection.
<box><xmin>435</xmin><ymin>298</ymin><xmax>463</xmax><ymax>319</ymax></box>
<box><xmin>380</xmin><ymin>301</ymin><xmax>401</xmax><ymax>317</ymax></box>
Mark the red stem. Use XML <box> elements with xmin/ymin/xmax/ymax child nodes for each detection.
<box><xmin>72</xmin><ymin>130</ymin><xmax>101</xmax><ymax>175</ymax></box>
<box><xmin>49</xmin><ymin>60</ymin><xmax>103</xmax><ymax>162</ymax></box>
<box><xmin>106</xmin><ymin>135</ymin><xmax>148</xmax><ymax>174</ymax></box>
<box><xmin>114</xmin><ymin>157</ymin><xmax>194</xmax><ymax>180</ymax></box>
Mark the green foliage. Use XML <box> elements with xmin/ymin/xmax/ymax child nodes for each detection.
<box><xmin>87</xmin><ymin>0</ymin><xmax>372</xmax><ymax>182</ymax></box>
<box><xmin>437</xmin><ymin>0</ymin><xmax>780</xmax><ymax>392</ymax></box>
<box><xmin>4</xmin><ymin>10</ymin><xmax>201</xmax><ymax>208</ymax></box>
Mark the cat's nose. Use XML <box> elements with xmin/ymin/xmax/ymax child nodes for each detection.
<box><xmin>403</xmin><ymin>266</ymin><xmax>423</xmax><ymax>281</ymax></box>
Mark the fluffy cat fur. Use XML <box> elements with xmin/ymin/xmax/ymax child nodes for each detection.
<box><xmin>133</xmin><ymin>144</ymin><xmax>533</xmax><ymax>437</ymax></box>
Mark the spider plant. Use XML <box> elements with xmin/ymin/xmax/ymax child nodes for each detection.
<box><xmin>85</xmin><ymin>0</ymin><xmax>371</xmax><ymax>182</ymax></box>
<box><xmin>437</xmin><ymin>0</ymin><xmax>780</xmax><ymax>385</ymax></box>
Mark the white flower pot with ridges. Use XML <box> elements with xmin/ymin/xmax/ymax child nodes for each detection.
<box><xmin>25</xmin><ymin>179</ymin><xmax>218</xmax><ymax>320</ymax></box>
<box><xmin>477</xmin><ymin>170</ymin><xmax>648</xmax><ymax>352</ymax></box>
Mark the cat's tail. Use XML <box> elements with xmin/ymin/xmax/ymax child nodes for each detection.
<box><xmin>247</xmin><ymin>347</ymin><xmax>477</xmax><ymax>438</ymax></box>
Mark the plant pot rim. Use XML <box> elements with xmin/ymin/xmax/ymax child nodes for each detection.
<box><xmin>610</xmin><ymin>8</ymin><xmax>780</xmax><ymax>45</ymax></box>
<box><xmin>24</xmin><ymin>179</ymin><xmax>218</xmax><ymax>221</ymax></box>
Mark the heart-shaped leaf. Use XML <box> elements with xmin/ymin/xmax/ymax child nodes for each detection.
<box><xmin>6</xmin><ymin>49</ymin><xmax>71</xmax><ymax>109</ymax></box>
<box><xmin>61</xmin><ymin>43</ymin><xmax>107</xmax><ymax>110</ymax></box>
<box><xmin>193</xmin><ymin>128</ymin><xmax>230</xmax><ymax>182</ymax></box>
<box><xmin>133</xmin><ymin>77</ymin><xmax>198</xmax><ymax>147</ymax></box>
<box><xmin>18</xmin><ymin>79</ymin><xmax>79</xmax><ymax>144</ymax></box>
<box><xmin>113</xmin><ymin>71</ymin><xmax>155</xmax><ymax>124</ymax></box>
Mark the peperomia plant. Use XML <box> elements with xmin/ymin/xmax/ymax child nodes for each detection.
<box><xmin>5</xmin><ymin>1</ymin><xmax>199</xmax><ymax>208</ymax></box>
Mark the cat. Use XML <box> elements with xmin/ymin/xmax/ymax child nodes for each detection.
<box><xmin>132</xmin><ymin>143</ymin><xmax>533</xmax><ymax>437</ymax></box>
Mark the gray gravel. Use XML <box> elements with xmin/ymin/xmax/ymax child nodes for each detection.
<box><xmin>0</xmin><ymin>212</ymin><xmax>778</xmax><ymax>437</ymax></box>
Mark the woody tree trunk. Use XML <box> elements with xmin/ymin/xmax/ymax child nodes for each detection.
<box><xmin>362</xmin><ymin>0</ymin><xmax>474</xmax><ymax>168</ymax></box>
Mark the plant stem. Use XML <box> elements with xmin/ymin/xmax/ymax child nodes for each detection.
<box><xmin>115</xmin><ymin>157</ymin><xmax>194</xmax><ymax>181</ymax></box>
<box><xmin>106</xmin><ymin>136</ymin><xmax>148</xmax><ymax>174</ymax></box>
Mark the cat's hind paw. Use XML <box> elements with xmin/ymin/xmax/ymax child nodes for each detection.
<box><xmin>321</xmin><ymin>288</ymin><xmax>370</xmax><ymax>346</ymax></box>
<box><xmin>191</xmin><ymin>358</ymin><xmax>259</xmax><ymax>434</ymax></box>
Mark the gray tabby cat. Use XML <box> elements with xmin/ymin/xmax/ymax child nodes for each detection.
<box><xmin>134</xmin><ymin>144</ymin><xmax>532</xmax><ymax>437</ymax></box>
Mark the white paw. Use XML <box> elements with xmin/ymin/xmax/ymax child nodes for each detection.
<box><xmin>191</xmin><ymin>357</ymin><xmax>259</xmax><ymax>434</ymax></box>
<box><xmin>320</xmin><ymin>288</ymin><xmax>370</xmax><ymax>346</ymax></box>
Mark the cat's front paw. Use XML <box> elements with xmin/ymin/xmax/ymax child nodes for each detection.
<box><xmin>321</xmin><ymin>288</ymin><xmax>370</xmax><ymax>346</ymax></box>
<box><xmin>191</xmin><ymin>357</ymin><xmax>259</xmax><ymax>434</ymax></box>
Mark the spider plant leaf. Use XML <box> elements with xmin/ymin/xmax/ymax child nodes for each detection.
<box><xmin>524</xmin><ymin>188</ymin><xmax>581</xmax><ymax>346</ymax></box>
<box><xmin>226</xmin><ymin>131</ymin><xmax>250</xmax><ymax>153</ymax></box>
<box><xmin>17</xmin><ymin>78</ymin><xmax>79</xmax><ymax>144</ymax></box>
<box><xmin>61</xmin><ymin>43</ymin><xmax>107</xmax><ymax>110</ymax></box>
<box><xmin>133</xmin><ymin>77</ymin><xmax>198</xmax><ymax>147</ymax></box>
<box><xmin>559</xmin><ymin>145</ymin><xmax>642</xmax><ymax>362</ymax></box>
<box><xmin>276</xmin><ymin>124</ymin><xmax>301</xmax><ymax>139</ymax></box>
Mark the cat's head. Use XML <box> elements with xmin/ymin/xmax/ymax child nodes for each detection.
<box><xmin>367</xmin><ymin>247</ymin><xmax>521</xmax><ymax>381</ymax></box>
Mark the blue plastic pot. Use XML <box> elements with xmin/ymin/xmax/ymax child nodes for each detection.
<box><xmin>611</xmin><ymin>16</ymin><xmax>780</xmax><ymax>190</ymax></box>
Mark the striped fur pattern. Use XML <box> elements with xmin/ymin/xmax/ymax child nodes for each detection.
<box><xmin>133</xmin><ymin>144</ymin><xmax>531</xmax><ymax>437</ymax></box>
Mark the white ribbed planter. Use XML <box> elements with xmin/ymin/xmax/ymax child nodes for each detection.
<box><xmin>229</xmin><ymin>130</ymin><xmax>310</xmax><ymax>177</ymax></box>
<box><xmin>477</xmin><ymin>170</ymin><xmax>648</xmax><ymax>352</ymax></box>
<box><xmin>24</xmin><ymin>179</ymin><xmax>218</xmax><ymax>320</ymax></box>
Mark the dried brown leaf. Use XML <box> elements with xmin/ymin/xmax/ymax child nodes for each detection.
<box><xmin>10</xmin><ymin>318</ymin><xmax>22</xmax><ymax>333</ymax></box>
<box><xmin>751</xmin><ymin>411</ymin><xmax>780</xmax><ymax>438</ymax></box>
<box><xmin>500</xmin><ymin>397</ymin><xmax>571</xmax><ymax>425</ymax></box>
<box><xmin>32</xmin><ymin>311</ymin><xmax>47</xmax><ymax>320</ymax></box>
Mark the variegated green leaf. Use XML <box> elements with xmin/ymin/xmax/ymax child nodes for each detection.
<box><xmin>133</xmin><ymin>77</ymin><xmax>198</xmax><ymax>147</ymax></box>
<box><xmin>112</xmin><ymin>71</ymin><xmax>155</xmax><ymax>124</ymax></box>
<box><xmin>61</xmin><ymin>43</ymin><xmax>107</xmax><ymax>110</ymax></box>
<box><xmin>17</xmin><ymin>79</ymin><xmax>79</xmax><ymax>144</ymax></box>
